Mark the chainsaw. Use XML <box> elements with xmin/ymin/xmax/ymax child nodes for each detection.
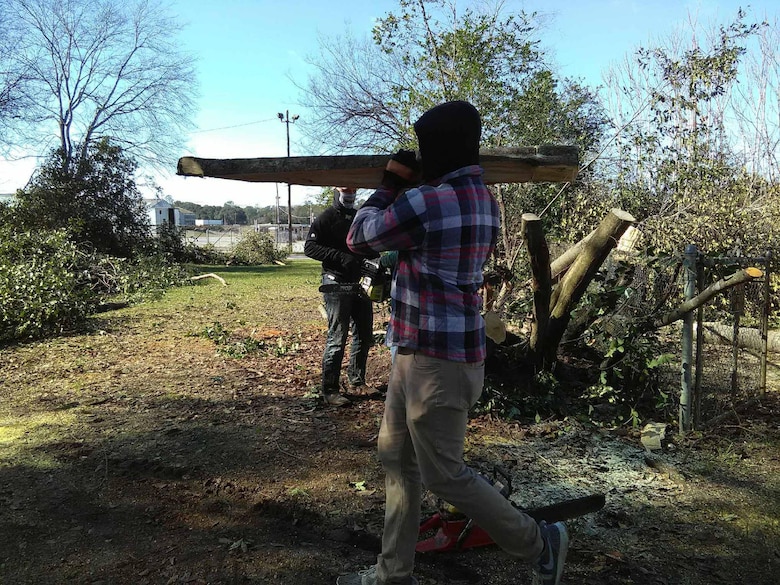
<box><xmin>318</xmin><ymin>259</ymin><xmax>392</xmax><ymax>302</ymax></box>
<box><xmin>417</xmin><ymin>467</ymin><xmax>605</xmax><ymax>553</ymax></box>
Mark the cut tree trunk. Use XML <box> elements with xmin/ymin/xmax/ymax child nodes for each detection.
<box><xmin>176</xmin><ymin>146</ymin><xmax>579</xmax><ymax>188</ymax></box>
<box><xmin>550</xmin><ymin>230</ymin><xmax>595</xmax><ymax>284</ymax></box>
<box><xmin>543</xmin><ymin>208</ymin><xmax>636</xmax><ymax>365</ymax></box>
<box><xmin>522</xmin><ymin>213</ymin><xmax>551</xmax><ymax>363</ymax></box>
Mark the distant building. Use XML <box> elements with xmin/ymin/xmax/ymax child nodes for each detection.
<box><xmin>0</xmin><ymin>193</ymin><xmax>15</xmax><ymax>205</ymax></box>
<box><xmin>145</xmin><ymin>198</ymin><xmax>195</xmax><ymax>229</ymax></box>
<box><xmin>195</xmin><ymin>218</ymin><xmax>224</xmax><ymax>226</ymax></box>
<box><xmin>178</xmin><ymin>208</ymin><xmax>197</xmax><ymax>226</ymax></box>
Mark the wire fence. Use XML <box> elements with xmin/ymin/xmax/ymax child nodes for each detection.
<box><xmin>598</xmin><ymin>247</ymin><xmax>774</xmax><ymax>431</ymax></box>
<box><xmin>184</xmin><ymin>225</ymin><xmax>309</xmax><ymax>253</ymax></box>
<box><xmin>693</xmin><ymin>253</ymin><xmax>773</xmax><ymax>428</ymax></box>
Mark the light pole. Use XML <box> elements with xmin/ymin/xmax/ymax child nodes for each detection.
<box><xmin>278</xmin><ymin>110</ymin><xmax>299</xmax><ymax>248</ymax></box>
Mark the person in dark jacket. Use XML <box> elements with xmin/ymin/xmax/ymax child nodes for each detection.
<box><xmin>304</xmin><ymin>187</ymin><xmax>376</xmax><ymax>406</ymax></box>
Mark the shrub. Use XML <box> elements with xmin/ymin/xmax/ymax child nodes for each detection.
<box><xmin>0</xmin><ymin>228</ymin><xmax>92</xmax><ymax>343</ymax></box>
<box><xmin>0</xmin><ymin>221</ymin><xmax>193</xmax><ymax>344</ymax></box>
<box><xmin>13</xmin><ymin>140</ymin><xmax>153</xmax><ymax>258</ymax></box>
<box><xmin>231</xmin><ymin>231</ymin><xmax>287</xmax><ymax>265</ymax></box>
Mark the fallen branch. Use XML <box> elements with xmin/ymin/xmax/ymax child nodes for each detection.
<box><xmin>653</xmin><ymin>268</ymin><xmax>762</xmax><ymax>329</ymax></box>
<box><xmin>702</xmin><ymin>397</ymin><xmax>762</xmax><ymax>429</ymax></box>
<box><xmin>191</xmin><ymin>273</ymin><xmax>227</xmax><ymax>286</ymax></box>
<box><xmin>700</xmin><ymin>322</ymin><xmax>780</xmax><ymax>354</ymax></box>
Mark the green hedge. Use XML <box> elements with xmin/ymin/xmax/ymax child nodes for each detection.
<box><xmin>0</xmin><ymin>228</ymin><xmax>92</xmax><ymax>343</ymax></box>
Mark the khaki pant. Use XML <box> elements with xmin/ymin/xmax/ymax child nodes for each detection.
<box><xmin>375</xmin><ymin>349</ymin><xmax>543</xmax><ymax>584</ymax></box>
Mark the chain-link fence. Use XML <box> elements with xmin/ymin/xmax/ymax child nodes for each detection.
<box><xmin>593</xmin><ymin>246</ymin><xmax>773</xmax><ymax>431</ymax></box>
<box><xmin>185</xmin><ymin>226</ymin><xmax>245</xmax><ymax>251</ymax></box>
<box><xmin>693</xmin><ymin>253</ymin><xmax>772</xmax><ymax>428</ymax></box>
<box><xmin>184</xmin><ymin>225</ymin><xmax>309</xmax><ymax>254</ymax></box>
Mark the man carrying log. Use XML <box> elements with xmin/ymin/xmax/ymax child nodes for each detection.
<box><xmin>304</xmin><ymin>187</ymin><xmax>377</xmax><ymax>407</ymax></box>
<box><xmin>342</xmin><ymin>100</ymin><xmax>569</xmax><ymax>585</ymax></box>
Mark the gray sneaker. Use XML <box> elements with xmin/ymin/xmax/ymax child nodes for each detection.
<box><xmin>534</xmin><ymin>521</ymin><xmax>569</xmax><ymax>585</ymax></box>
<box><xmin>336</xmin><ymin>566</ymin><xmax>418</xmax><ymax>585</ymax></box>
<box><xmin>323</xmin><ymin>392</ymin><xmax>351</xmax><ymax>407</ymax></box>
<box><xmin>336</xmin><ymin>566</ymin><xmax>377</xmax><ymax>585</ymax></box>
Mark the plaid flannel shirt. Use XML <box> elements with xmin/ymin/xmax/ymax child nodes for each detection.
<box><xmin>347</xmin><ymin>165</ymin><xmax>500</xmax><ymax>363</ymax></box>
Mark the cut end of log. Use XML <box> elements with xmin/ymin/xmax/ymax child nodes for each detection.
<box><xmin>609</xmin><ymin>208</ymin><xmax>636</xmax><ymax>223</ymax></box>
<box><xmin>745</xmin><ymin>267</ymin><xmax>763</xmax><ymax>278</ymax></box>
<box><xmin>177</xmin><ymin>157</ymin><xmax>205</xmax><ymax>178</ymax></box>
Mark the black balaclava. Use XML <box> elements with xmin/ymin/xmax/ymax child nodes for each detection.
<box><xmin>413</xmin><ymin>100</ymin><xmax>481</xmax><ymax>181</ymax></box>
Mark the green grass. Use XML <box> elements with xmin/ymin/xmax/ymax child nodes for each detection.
<box><xmin>0</xmin><ymin>259</ymin><xmax>326</xmax><ymax>464</ymax></box>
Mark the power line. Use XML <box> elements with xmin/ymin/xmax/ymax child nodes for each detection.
<box><xmin>190</xmin><ymin>117</ymin><xmax>278</xmax><ymax>134</ymax></box>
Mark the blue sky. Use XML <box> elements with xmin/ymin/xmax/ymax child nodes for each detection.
<box><xmin>1</xmin><ymin>0</ymin><xmax>776</xmax><ymax>207</ymax></box>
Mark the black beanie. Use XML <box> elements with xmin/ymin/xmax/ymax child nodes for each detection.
<box><xmin>413</xmin><ymin>101</ymin><xmax>481</xmax><ymax>181</ymax></box>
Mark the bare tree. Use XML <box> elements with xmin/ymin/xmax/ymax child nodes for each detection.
<box><xmin>0</xmin><ymin>2</ymin><xmax>33</xmax><ymax>150</ymax></box>
<box><xmin>298</xmin><ymin>30</ymin><xmax>413</xmax><ymax>154</ymax></box>
<box><xmin>5</xmin><ymin>0</ymin><xmax>197</xmax><ymax>168</ymax></box>
<box><xmin>732</xmin><ymin>14</ymin><xmax>780</xmax><ymax>182</ymax></box>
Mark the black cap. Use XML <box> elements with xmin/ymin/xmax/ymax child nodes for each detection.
<box><xmin>413</xmin><ymin>101</ymin><xmax>481</xmax><ymax>181</ymax></box>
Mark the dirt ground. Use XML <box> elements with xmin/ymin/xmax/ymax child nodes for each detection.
<box><xmin>1</xmin><ymin>266</ymin><xmax>779</xmax><ymax>585</ymax></box>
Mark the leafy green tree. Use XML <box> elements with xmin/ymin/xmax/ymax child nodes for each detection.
<box><xmin>219</xmin><ymin>201</ymin><xmax>248</xmax><ymax>225</ymax></box>
<box><xmin>303</xmin><ymin>0</ymin><xmax>548</xmax><ymax>151</ymax></box>
<box><xmin>302</xmin><ymin>0</ymin><xmax>607</xmax><ymax>265</ymax></box>
<box><xmin>14</xmin><ymin>139</ymin><xmax>152</xmax><ymax>257</ymax></box>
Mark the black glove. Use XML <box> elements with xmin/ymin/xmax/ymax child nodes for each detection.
<box><xmin>342</xmin><ymin>253</ymin><xmax>361</xmax><ymax>273</ymax></box>
<box><xmin>382</xmin><ymin>149</ymin><xmax>421</xmax><ymax>190</ymax></box>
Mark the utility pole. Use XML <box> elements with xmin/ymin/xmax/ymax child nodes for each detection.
<box><xmin>278</xmin><ymin>110</ymin><xmax>299</xmax><ymax>248</ymax></box>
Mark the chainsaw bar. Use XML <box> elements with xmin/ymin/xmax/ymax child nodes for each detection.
<box><xmin>318</xmin><ymin>283</ymin><xmax>363</xmax><ymax>295</ymax></box>
<box><xmin>524</xmin><ymin>493</ymin><xmax>606</xmax><ymax>524</ymax></box>
<box><xmin>416</xmin><ymin>493</ymin><xmax>606</xmax><ymax>553</ymax></box>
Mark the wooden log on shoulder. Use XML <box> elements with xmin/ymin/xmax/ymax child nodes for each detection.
<box><xmin>176</xmin><ymin>145</ymin><xmax>579</xmax><ymax>187</ymax></box>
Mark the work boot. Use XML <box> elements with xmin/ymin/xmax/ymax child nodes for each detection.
<box><xmin>533</xmin><ymin>521</ymin><xmax>569</xmax><ymax>585</ymax></box>
<box><xmin>323</xmin><ymin>392</ymin><xmax>351</xmax><ymax>407</ymax></box>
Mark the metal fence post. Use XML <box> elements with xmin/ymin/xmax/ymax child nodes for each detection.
<box><xmin>693</xmin><ymin>261</ymin><xmax>705</xmax><ymax>430</ymax></box>
<box><xmin>680</xmin><ymin>244</ymin><xmax>698</xmax><ymax>433</ymax></box>
<box><xmin>760</xmin><ymin>251</ymin><xmax>772</xmax><ymax>397</ymax></box>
